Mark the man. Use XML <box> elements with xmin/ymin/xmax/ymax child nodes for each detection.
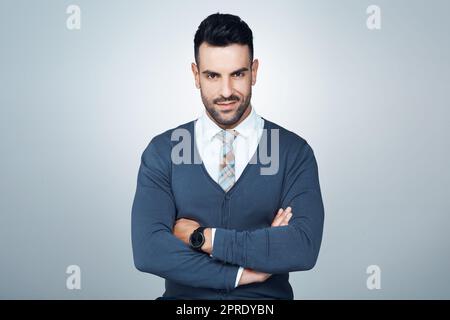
<box><xmin>131</xmin><ymin>13</ymin><xmax>324</xmax><ymax>300</ymax></box>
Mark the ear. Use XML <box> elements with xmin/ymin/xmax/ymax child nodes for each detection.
<box><xmin>191</xmin><ymin>63</ymin><xmax>200</xmax><ymax>89</ymax></box>
<box><xmin>251</xmin><ymin>59</ymin><xmax>259</xmax><ymax>86</ymax></box>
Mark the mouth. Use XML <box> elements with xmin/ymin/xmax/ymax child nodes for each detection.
<box><xmin>215</xmin><ymin>100</ymin><xmax>239</xmax><ymax>111</ymax></box>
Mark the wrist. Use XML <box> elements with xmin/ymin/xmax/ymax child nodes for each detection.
<box><xmin>238</xmin><ymin>269</ymin><xmax>248</xmax><ymax>286</ymax></box>
<box><xmin>201</xmin><ymin>228</ymin><xmax>212</xmax><ymax>254</ymax></box>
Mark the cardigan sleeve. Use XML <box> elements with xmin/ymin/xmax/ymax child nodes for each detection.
<box><xmin>131</xmin><ymin>135</ymin><xmax>239</xmax><ymax>291</ymax></box>
<box><xmin>211</xmin><ymin>140</ymin><xmax>325</xmax><ymax>274</ymax></box>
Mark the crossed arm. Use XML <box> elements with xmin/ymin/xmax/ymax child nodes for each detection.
<box><xmin>173</xmin><ymin>207</ymin><xmax>294</xmax><ymax>286</ymax></box>
<box><xmin>132</xmin><ymin>137</ymin><xmax>324</xmax><ymax>291</ymax></box>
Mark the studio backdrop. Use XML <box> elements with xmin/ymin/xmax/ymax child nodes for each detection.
<box><xmin>0</xmin><ymin>0</ymin><xmax>449</xmax><ymax>299</ymax></box>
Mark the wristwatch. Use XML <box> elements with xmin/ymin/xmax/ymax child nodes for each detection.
<box><xmin>189</xmin><ymin>227</ymin><xmax>206</xmax><ymax>252</ymax></box>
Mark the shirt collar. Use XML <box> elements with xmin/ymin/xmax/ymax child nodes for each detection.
<box><xmin>200</xmin><ymin>105</ymin><xmax>258</xmax><ymax>142</ymax></box>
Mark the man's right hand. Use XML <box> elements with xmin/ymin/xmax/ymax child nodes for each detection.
<box><xmin>237</xmin><ymin>207</ymin><xmax>293</xmax><ymax>286</ymax></box>
<box><xmin>237</xmin><ymin>268</ymin><xmax>272</xmax><ymax>286</ymax></box>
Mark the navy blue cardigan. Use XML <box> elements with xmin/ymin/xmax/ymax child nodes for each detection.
<box><xmin>131</xmin><ymin>118</ymin><xmax>324</xmax><ymax>299</ymax></box>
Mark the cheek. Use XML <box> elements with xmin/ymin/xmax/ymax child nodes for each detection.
<box><xmin>200</xmin><ymin>81</ymin><xmax>219</xmax><ymax>95</ymax></box>
<box><xmin>199</xmin><ymin>85</ymin><xmax>214</xmax><ymax>99</ymax></box>
<box><xmin>234</xmin><ymin>81</ymin><xmax>251</xmax><ymax>97</ymax></box>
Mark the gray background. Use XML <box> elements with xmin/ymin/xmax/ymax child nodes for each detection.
<box><xmin>1</xmin><ymin>0</ymin><xmax>449</xmax><ymax>299</ymax></box>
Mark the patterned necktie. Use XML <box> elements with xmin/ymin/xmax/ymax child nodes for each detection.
<box><xmin>215</xmin><ymin>129</ymin><xmax>239</xmax><ymax>192</ymax></box>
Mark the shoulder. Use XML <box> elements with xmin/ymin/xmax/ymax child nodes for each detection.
<box><xmin>262</xmin><ymin>118</ymin><xmax>319</xmax><ymax>176</ymax></box>
<box><xmin>141</xmin><ymin>120</ymin><xmax>196</xmax><ymax>162</ymax></box>
<box><xmin>262</xmin><ymin>118</ymin><xmax>314</xmax><ymax>157</ymax></box>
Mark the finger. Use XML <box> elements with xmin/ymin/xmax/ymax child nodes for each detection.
<box><xmin>280</xmin><ymin>212</ymin><xmax>293</xmax><ymax>226</ymax></box>
<box><xmin>276</xmin><ymin>208</ymin><xmax>284</xmax><ymax>218</ymax></box>
<box><xmin>271</xmin><ymin>209</ymin><xmax>285</xmax><ymax>226</ymax></box>
<box><xmin>281</xmin><ymin>207</ymin><xmax>292</xmax><ymax>219</ymax></box>
<box><xmin>279</xmin><ymin>209</ymin><xmax>293</xmax><ymax>225</ymax></box>
<box><xmin>272</xmin><ymin>207</ymin><xmax>292</xmax><ymax>226</ymax></box>
<box><xmin>271</xmin><ymin>209</ymin><xmax>283</xmax><ymax>226</ymax></box>
<box><xmin>278</xmin><ymin>208</ymin><xmax>291</xmax><ymax>224</ymax></box>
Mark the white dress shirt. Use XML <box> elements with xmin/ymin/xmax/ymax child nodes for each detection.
<box><xmin>194</xmin><ymin>105</ymin><xmax>265</xmax><ymax>288</ymax></box>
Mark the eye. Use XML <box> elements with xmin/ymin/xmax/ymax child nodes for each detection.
<box><xmin>207</xmin><ymin>73</ymin><xmax>217</xmax><ymax>79</ymax></box>
<box><xmin>233</xmin><ymin>71</ymin><xmax>245</xmax><ymax>77</ymax></box>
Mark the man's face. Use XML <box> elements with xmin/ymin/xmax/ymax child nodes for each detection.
<box><xmin>192</xmin><ymin>43</ymin><xmax>259</xmax><ymax>128</ymax></box>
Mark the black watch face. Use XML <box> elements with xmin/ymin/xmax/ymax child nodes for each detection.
<box><xmin>190</xmin><ymin>231</ymin><xmax>204</xmax><ymax>248</ymax></box>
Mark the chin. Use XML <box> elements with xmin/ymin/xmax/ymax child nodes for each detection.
<box><xmin>218</xmin><ymin>116</ymin><xmax>240</xmax><ymax>126</ymax></box>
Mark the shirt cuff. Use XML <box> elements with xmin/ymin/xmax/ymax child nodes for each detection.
<box><xmin>235</xmin><ymin>267</ymin><xmax>244</xmax><ymax>288</ymax></box>
<box><xmin>209</xmin><ymin>228</ymin><xmax>216</xmax><ymax>257</ymax></box>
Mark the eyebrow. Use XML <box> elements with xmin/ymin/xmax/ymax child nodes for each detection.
<box><xmin>201</xmin><ymin>67</ymin><xmax>249</xmax><ymax>76</ymax></box>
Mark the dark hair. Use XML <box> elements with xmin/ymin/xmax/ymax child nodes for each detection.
<box><xmin>194</xmin><ymin>13</ymin><xmax>254</xmax><ymax>65</ymax></box>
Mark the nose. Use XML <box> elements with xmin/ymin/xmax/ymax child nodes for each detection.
<box><xmin>219</xmin><ymin>77</ymin><xmax>233</xmax><ymax>98</ymax></box>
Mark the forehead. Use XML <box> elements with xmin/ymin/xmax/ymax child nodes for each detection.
<box><xmin>198</xmin><ymin>43</ymin><xmax>250</xmax><ymax>72</ymax></box>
